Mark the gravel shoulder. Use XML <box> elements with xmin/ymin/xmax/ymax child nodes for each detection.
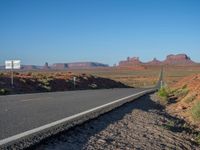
<box><xmin>31</xmin><ymin>94</ymin><xmax>199</xmax><ymax>150</ymax></box>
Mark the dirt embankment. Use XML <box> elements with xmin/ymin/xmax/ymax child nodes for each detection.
<box><xmin>0</xmin><ymin>72</ymin><xmax>129</xmax><ymax>95</ymax></box>
<box><xmin>164</xmin><ymin>74</ymin><xmax>200</xmax><ymax>129</ymax></box>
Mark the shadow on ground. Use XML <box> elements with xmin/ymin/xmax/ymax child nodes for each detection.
<box><xmin>29</xmin><ymin>94</ymin><xmax>198</xmax><ymax>150</ymax></box>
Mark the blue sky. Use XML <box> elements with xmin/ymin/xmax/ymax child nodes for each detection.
<box><xmin>0</xmin><ymin>0</ymin><xmax>200</xmax><ymax>66</ymax></box>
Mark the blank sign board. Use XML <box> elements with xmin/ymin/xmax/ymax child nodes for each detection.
<box><xmin>5</xmin><ymin>60</ymin><xmax>21</xmax><ymax>69</ymax></box>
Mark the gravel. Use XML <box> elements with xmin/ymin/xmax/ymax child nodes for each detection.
<box><xmin>31</xmin><ymin>94</ymin><xmax>199</xmax><ymax>150</ymax></box>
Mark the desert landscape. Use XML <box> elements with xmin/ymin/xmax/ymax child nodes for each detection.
<box><xmin>1</xmin><ymin>1</ymin><xmax>200</xmax><ymax>149</ymax></box>
<box><xmin>1</xmin><ymin>54</ymin><xmax>200</xmax><ymax>133</ymax></box>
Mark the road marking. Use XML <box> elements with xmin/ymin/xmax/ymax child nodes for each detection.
<box><xmin>0</xmin><ymin>88</ymin><xmax>155</xmax><ymax>147</ymax></box>
<box><xmin>20</xmin><ymin>97</ymin><xmax>53</xmax><ymax>102</ymax></box>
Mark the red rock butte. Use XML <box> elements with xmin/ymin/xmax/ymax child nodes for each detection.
<box><xmin>118</xmin><ymin>54</ymin><xmax>199</xmax><ymax>68</ymax></box>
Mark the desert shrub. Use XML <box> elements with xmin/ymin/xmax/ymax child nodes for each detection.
<box><xmin>183</xmin><ymin>93</ymin><xmax>197</xmax><ymax>103</ymax></box>
<box><xmin>191</xmin><ymin>102</ymin><xmax>200</xmax><ymax>121</ymax></box>
<box><xmin>13</xmin><ymin>72</ymin><xmax>19</xmax><ymax>75</ymax></box>
<box><xmin>43</xmin><ymin>85</ymin><xmax>51</xmax><ymax>91</ymax></box>
<box><xmin>158</xmin><ymin>87</ymin><xmax>169</xmax><ymax>98</ymax></box>
<box><xmin>157</xmin><ymin>87</ymin><xmax>170</xmax><ymax>104</ymax></box>
<box><xmin>182</xmin><ymin>84</ymin><xmax>187</xmax><ymax>89</ymax></box>
<box><xmin>0</xmin><ymin>73</ymin><xmax>4</xmax><ymax>76</ymax></box>
<box><xmin>20</xmin><ymin>78</ymin><xmax>27</xmax><ymax>83</ymax></box>
<box><xmin>0</xmin><ymin>89</ymin><xmax>9</xmax><ymax>95</ymax></box>
<box><xmin>27</xmin><ymin>72</ymin><xmax>32</xmax><ymax>76</ymax></box>
<box><xmin>195</xmin><ymin>133</ymin><xmax>200</xmax><ymax>145</ymax></box>
<box><xmin>174</xmin><ymin>88</ymin><xmax>189</xmax><ymax>98</ymax></box>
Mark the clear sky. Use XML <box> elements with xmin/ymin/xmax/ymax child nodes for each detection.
<box><xmin>1</xmin><ymin>0</ymin><xmax>200</xmax><ymax>66</ymax></box>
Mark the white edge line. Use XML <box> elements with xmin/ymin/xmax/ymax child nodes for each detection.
<box><xmin>0</xmin><ymin>89</ymin><xmax>155</xmax><ymax>146</ymax></box>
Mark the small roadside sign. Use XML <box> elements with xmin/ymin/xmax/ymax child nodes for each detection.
<box><xmin>5</xmin><ymin>60</ymin><xmax>13</xmax><ymax>69</ymax></box>
<box><xmin>13</xmin><ymin>60</ymin><xmax>21</xmax><ymax>69</ymax></box>
<box><xmin>5</xmin><ymin>60</ymin><xmax>21</xmax><ymax>87</ymax></box>
<box><xmin>5</xmin><ymin>60</ymin><xmax>21</xmax><ymax>70</ymax></box>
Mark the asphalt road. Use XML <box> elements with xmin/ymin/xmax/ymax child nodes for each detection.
<box><xmin>0</xmin><ymin>88</ymin><xmax>150</xmax><ymax>140</ymax></box>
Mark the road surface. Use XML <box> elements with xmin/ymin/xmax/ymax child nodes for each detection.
<box><xmin>0</xmin><ymin>88</ymin><xmax>150</xmax><ymax>140</ymax></box>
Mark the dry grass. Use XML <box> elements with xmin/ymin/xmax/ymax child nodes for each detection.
<box><xmin>69</xmin><ymin>67</ymin><xmax>160</xmax><ymax>88</ymax></box>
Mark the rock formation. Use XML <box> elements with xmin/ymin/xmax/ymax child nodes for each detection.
<box><xmin>118</xmin><ymin>54</ymin><xmax>198</xmax><ymax>68</ymax></box>
<box><xmin>43</xmin><ymin>62</ymin><xmax>50</xmax><ymax>70</ymax></box>
<box><xmin>51</xmin><ymin>63</ymin><xmax>68</xmax><ymax>70</ymax></box>
<box><xmin>147</xmin><ymin>58</ymin><xmax>162</xmax><ymax>65</ymax></box>
<box><xmin>119</xmin><ymin>57</ymin><xmax>142</xmax><ymax>66</ymax></box>
<box><xmin>163</xmin><ymin>54</ymin><xmax>195</xmax><ymax>65</ymax></box>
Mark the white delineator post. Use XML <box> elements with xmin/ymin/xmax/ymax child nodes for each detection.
<box><xmin>5</xmin><ymin>60</ymin><xmax>21</xmax><ymax>88</ymax></box>
<box><xmin>73</xmin><ymin>76</ymin><xmax>76</xmax><ymax>89</ymax></box>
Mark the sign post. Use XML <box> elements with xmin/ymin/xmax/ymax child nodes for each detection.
<box><xmin>73</xmin><ymin>76</ymin><xmax>76</xmax><ymax>89</ymax></box>
<box><xmin>5</xmin><ymin>60</ymin><xmax>21</xmax><ymax>88</ymax></box>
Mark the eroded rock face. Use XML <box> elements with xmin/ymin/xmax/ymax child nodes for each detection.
<box><xmin>164</xmin><ymin>54</ymin><xmax>195</xmax><ymax>65</ymax></box>
<box><xmin>147</xmin><ymin>58</ymin><xmax>162</xmax><ymax>65</ymax></box>
<box><xmin>119</xmin><ymin>57</ymin><xmax>142</xmax><ymax>66</ymax></box>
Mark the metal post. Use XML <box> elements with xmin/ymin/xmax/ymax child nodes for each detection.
<box><xmin>160</xmin><ymin>80</ymin><xmax>163</xmax><ymax>88</ymax></box>
<box><xmin>11</xmin><ymin>61</ymin><xmax>14</xmax><ymax>88</ymax></box>
<box><xmin>73</xmin><ymin>77</ymin><xmax>76</xmax><ymax>89</ymax></box>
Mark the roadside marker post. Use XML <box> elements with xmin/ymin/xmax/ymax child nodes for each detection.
<box><xmin>5</xmin><ymin>60</ymin><xmax>21</xmax><ymax>88</ymax></box>
<box><xmin>73</xmin><ymin>76</ymin><xmax>76</xmax><ymax>89</ymax></box>
<box><xmin>160</xmin><ymin>80</ymin><xmax>163</xmax><ymax>88</ymax></box>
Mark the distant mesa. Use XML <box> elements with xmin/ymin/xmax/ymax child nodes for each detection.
<box><xmin>0</xmin><ymin>53</ymin><xmax>198</xmax><ymax>71</ymax></box>
<box><xmin>0</xmin><ymin>62</ymin><xmax>108</xmax><ymax>70</ymax></box>
<box><xmin>67</xmin><ymin>62</ymin><xmax>108</xmax><ymax>69</ymax></box>
<box><xmin>146</xmin><ymin>58</ymin><xmax>162</xmax><ymax>65</ymax></box>
<box><xmin>118</xmin><ymin>53</ymin><xmax>198</xmax><ymax>68</ymax></box>
<box><xmin>21</xmin><ymin>65</ymin><xmax>39</xmax><ymax>70</ymax></box>
<box><xmin>119</xmin><ymin>57</ymin><xmax>142</xmax><ymax>66</ymax></box>
<box><xmin>0</xmin><ymin>61</ymin><xmax>108</xmax><ymax>70</ymax></box>
<box><xmin>163</xmin><ymin>54</ymin><xmax>195</xmax><ymax>65</ymax></box>
<box><xmin>51</xmin><ymin>62</ymin><xmax>108</xmax><ymax>70</ymax></box>
<box><xmin>51</xmin><ymin>63</ymin><xmax>69</xmax><ymax>70</ymax></box>
<box><xmin>118</xmin><ymin>57</ymin><xmax>145</xmax><ymax>70</ymax></box>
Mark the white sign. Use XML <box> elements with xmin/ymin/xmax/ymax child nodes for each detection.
<box><xmin>5</xmin><ymin>60</ymin><xmax>21</xmax><ymax>69</ymax></box>
<box><xmin>5</xmin><ymin>60</ymin><xmax>12</xmax><ymax>69</ymax></box>
<box><xmin>13</xmin><ymin>60</ymin><xmax>21</xmax><ymax>69</ymax></box>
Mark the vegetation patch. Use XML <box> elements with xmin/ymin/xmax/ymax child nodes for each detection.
<box><xmin>191</xmin><ymin>102</ymin><xmax>200</xmax><ymax>122</ymax></box>
<box><xmin>195</xmin><ymin>133</ymin><xmax>200</xmax><ymax>145</ymax></box>
<box><xmin>173</xmin><ymin>88</ymin><xmax>189</xmax><ymax>99</ymax></box>
<box><xmin>183</xmin><ymin>92</ymin><xmax>197</xmax><ymax>103</ymax></box>
<box><xmin>0</xmin><ymin>88</ymin><xmax>9</xmax><ymax>95</ymax></box>
<box><xmin>157</xmin><ymin>87</ymin><xmax>170</xmax><ymax>105</ymax></box>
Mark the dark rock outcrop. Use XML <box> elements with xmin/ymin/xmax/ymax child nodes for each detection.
<box><xmin>43</xmin><ymin>62</ymin><xmax>50</xmax><ymax>70</ymax></box>
<box><xmin>67</xmin><ymin>62</ymin><xmax>108</xmax><ymax>69</ymax></box>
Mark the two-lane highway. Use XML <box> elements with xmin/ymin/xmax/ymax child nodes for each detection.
<box><xmin>0</xmin><ymin>88</ymin><xmax>150</xmax><ymax>141</ymax></box>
